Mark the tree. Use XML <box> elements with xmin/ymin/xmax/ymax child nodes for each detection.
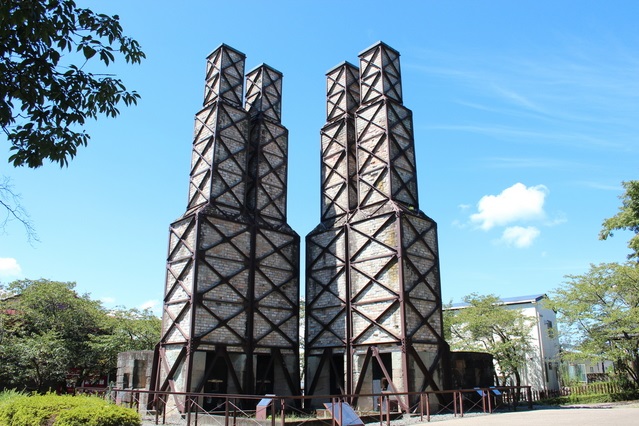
<box><xmin>0</xmin><ymin>330</ymin><xmax>70</xmax><ymax>390</ymax></box>
<box><xmin>600</xmin><ymin>180</ymin><xmax>639</xmax><ymax>261</ymax></box>
<box><xmin>88</xmin><ymin>307</ymin><xmax>160</xmax><ymax>373</ymax></box>
<box><xmin>0</xmin><ymin>279</ymin><xmax>159</xmax><ymax>391</ymax></box>
<box><xmin>1</xmin><ymin>0</ymin><xmax>145</xmax><ymax>168</ymax></box>
<box><xmin>548</xmin><ymin>262</ymin><xmax>639</xmax><ymax>389</ymax></box>
<box><xmin>0</xmin><ymin>279</ymin><xmax>105</xmax><ymax>390</ymax></box>
<box><xmin>445</xmin><ymin>293</ymin><xmax>534</xmax><ymax>387</ymax></box>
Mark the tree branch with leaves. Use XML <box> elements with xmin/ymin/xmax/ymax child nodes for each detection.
<box><xmin>600</xmin><ymin>180</ymin><xmax>639</xmax><ymax>261</ymax></box>
<box><xmin>1</xmin><ymin>0</ymin><xmax>145</xmax><ymax>168</ymax></box>
<box><xmin>1</xmin><ymin>0</ymin><xmax>145</xmax><ymax>239</ymax></box>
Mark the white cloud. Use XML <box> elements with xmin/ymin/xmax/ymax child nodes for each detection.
<box><xmin>0</xmin><ymin>258</ymin><xmax>22</xmax><ymax>277</ymax></box>
<box><xmin>470</xmin><ymin>183</ymin><xmax>548</xmax><ymax>230</ymax></box>
<box><xmin>101</xmin><ymin>296</ymin><xmax>116</xmax><ymax>304</ymax></box>
<box><xmin>492</xmin><ymin>84</ymin><xmax>544</xmax><ymax>113</ymax></box>
<box><xmin>545</xmin><ymin>212</ymin><xmax>567</xmax><ymax>227</ymax></box>
<box><xmin>452</xmin><ymin>219</ymin><xmax>467</xmax><ymax>229</ymax></box>
<box><xmin>500</xmin><ymin>226</ymin><xmax>541</xmax><ymax>248</ymax></box>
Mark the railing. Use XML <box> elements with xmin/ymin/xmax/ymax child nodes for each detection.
<box><xmin>529</xmin><ymin>382</ymin><xmax>622</xmax><ymax>401</ymax></box>
<box><xmin>86</xmin><ymin>386</ymin><xmax>533</xmax><ymax>426</ymax></box>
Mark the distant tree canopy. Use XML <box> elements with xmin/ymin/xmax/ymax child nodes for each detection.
<box><xmin>444</xmin><ymin>293</ymin><xmax>534</xmax><ymax>387</ymax></box>
<box><xmin>549</xmin><ymin>262</ymin><xmax>639</xmax><ymax>389</ymax></box>
<box><xmin>0</xmin><ymin>279</ymin><xmax>160</xmax><ymax>392</ymax></box>
<box><xmin>0</xmin><ymin>0</ymin><xmax>145</xmax><ymax>168</ymax></box>
<box><xmin>90</xmin><ymin>307</ymin><xmax>160</xmax><ymax>374</ymax></box>
<box><xmin>600</xmin><ymin>180</ymin><xmax>639</xmax><ymax>261</ymax></box>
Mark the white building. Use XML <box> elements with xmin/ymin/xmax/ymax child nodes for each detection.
<box><xmin>449</xmin><ymin>294</ymin><xmax>561</xmax><ymax>392</ymax></box>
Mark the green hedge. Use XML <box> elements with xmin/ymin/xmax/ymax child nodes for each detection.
<box><xmin>0</xmin><ymin>392</ymin><xmax>141</xmax><ymax>426</ymax></box>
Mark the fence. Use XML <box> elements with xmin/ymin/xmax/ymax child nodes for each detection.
<box><xmin>77</xmin><ymin>386</ymin><xmax>533</xmax><ymax>426</ymax></box>
<box><xmin>529</xmin><ymin>382</ymin><xmax>622</xmax><ymax>401</ymax></box>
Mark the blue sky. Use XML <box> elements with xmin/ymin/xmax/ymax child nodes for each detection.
<box><xmin>1</xmin><ymin>0</ymin><xmax>638</xmax><ymax>313</ymax></box>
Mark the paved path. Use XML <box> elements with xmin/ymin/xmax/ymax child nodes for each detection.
<box><xmin>422</xmin><ymin>403</ymin><xmax>639</xmax><ymax>425</ymax></box>
<box><xmin>141</xmin><ymin>402</ymin><xmax>639</xmax><ymax>426</ymax></box>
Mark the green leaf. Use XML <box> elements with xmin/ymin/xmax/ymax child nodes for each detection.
<box><xmin>82</xmin><ymin>45</ymin><xmax>96</xmax><ymax>59</ymax></box>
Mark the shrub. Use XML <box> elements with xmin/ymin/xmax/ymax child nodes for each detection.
<box><xmin>0</xmin><ymin>392</ymin><xmax>140</xmax><ymax>426</ymax></box>
<box><xmin>0</xmin><ymin>392</ymin><xmax>76</xmax><ymax>426</ymax></box>
<box><xmin>0</xmin><ymin>390</ymin><xmax>23</xmax><ymax>405</ymax></box>
<box><xmin>0</xmin><ymin>390</ymin><xmax>27</xmax><ymax>425</ymax></box>
<box><xmin>55</xmin><ymin>403</ymin><xmax>141</xmax><ymax>426</ymax></box>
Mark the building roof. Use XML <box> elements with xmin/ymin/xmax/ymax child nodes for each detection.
<box><xmin>449</xmin><ymin>294</ymin><xmax>546</xmax><ymax>310</ymax></box>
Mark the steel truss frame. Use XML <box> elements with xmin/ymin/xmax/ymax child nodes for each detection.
<box><xmin>151</xmin><ymin>45</ymin><xmax>300</xmax><ymax>404</ymax></box>
<box><xmin>306</xmin><ymin>42</ymin><xmax>449</xmax><ymax>408</ymax></box>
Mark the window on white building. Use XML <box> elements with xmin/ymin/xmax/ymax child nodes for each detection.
<box><xmin>568</xmin><ymin>363</ymin><xmax>587</xmax><ymax>382</ymax></box>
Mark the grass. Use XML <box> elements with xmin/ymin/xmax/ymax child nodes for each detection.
<box><xmin>537</xmin><ymin>390</ymin><xmax>639</xmax><ymax>406</ymax></box>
